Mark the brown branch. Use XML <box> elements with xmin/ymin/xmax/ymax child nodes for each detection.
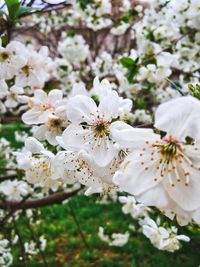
<box><xmin>0</xmin><ymin>188</ymin><xmax>82</xmax><ymax>210</ymax></box>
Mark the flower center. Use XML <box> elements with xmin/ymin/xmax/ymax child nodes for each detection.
<box><xmin>40</xmin><ymin>103</ymin><xmax>52</xmax><ymax>111</ymax></box>
<box><xmin>0</xmin><ymin>52</ymin><xmax>10</xmax><ymax>62</ymax></box>
<box><xmin>138</xmin><ymin>137</ymin><xmax>200</xmax><ymax>187</ymax></box>
<box><xmin>47</xmin><ymin>117</ymin><xmax>63</xmax><ymax>130</ymax></box>
<box><xmin>0</xmin><ymin>51</ymin><xmax>15</xmax><ymax>62</ymax></box>
<box><xmin>154</xmin><ymin>137</ymin><xmax>182</xmax><ymax>163</ymax></box>
<box><xmin>21</xmin><ymin>64</ymin><xmax>33</xmax><ymax>77</ymax></box>
<box><xmin>93</xmin><ymin>119</ymin><xmax>110</xmax><ymax>138</ymax></box>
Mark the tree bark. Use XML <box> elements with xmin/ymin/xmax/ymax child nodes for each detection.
<box><xmin>0</xmin><ymin>188</ymin><xmax>81</xmax><ymax>210</ymax></box>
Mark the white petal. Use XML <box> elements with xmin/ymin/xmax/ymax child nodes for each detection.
<box><xmin>98</xmin><ymin>91</ymin><xmax>120</xmax><ymax>120</ymax></box>
<box><xmin>164</xmin><ymin>167</ymin><xmax>200</xmax><ymax>211</ymax></box>
<box><xmin>0</xmin><ymin>80</ymin><xmax>8</xmax><ymax>98</ymax></box>
<box><xmin>137</xmin><ymin>185</ymin><xmax>170</xmax><ymax>209</ymax></box>
<box><xmin>33</xmin><ymin>125</ymin><xmax>47</xmax><ymax>141</ymax></box>
<box><xmin>25</xmin><ymin>137</ymin><xmax>44</xmax><ymax>153</ymax></box>
<box><xmin>5</xmin><ymin>97</ymin><xmax>18</xmax><ymax>108</ymax></box>
<box><xmin>48</xmin><ymin>89</ymin><xmax>63</xmax><ymax>102</ymax></box>
<box><xmin>113</xmin><ymin>153</ymin><xmax>160</xmax><ymax>196</ymax></box>
<box><xmin>22</xmin><ymin>108</ymin><xmax>50</xmax><ymax>124</ymax></box>
<box><xmin>56</xmin><ymin>124</ymin><xmax>86</xmax><ymax>150</ymax></box>
<box><xmin>34</xmin><ymin>90</ymin><xmax>47</xmax><ymax>102</ymax></box>
<box><xmin>92</xmin><ymin>139</ymin><xmax>118</xmax><ymax>167</ymax></box>
<box><xmin>10</xmin><ymin>85</ymin><xmax>24</xmax><ymax>94</ymax></box>
<box><xmin>67</xmin><ymin>95</ymin><xmax>97</xmax><ymax>124</ymax></box>
<box><xmin>110</xmin><ymin>121</ymin><xmax>159</xmax><ymax>148</ymax></box>
<box><xmin>155</xmin><ymin>96</ymin><xmax>200</xmax><ymax>141</ymax></box>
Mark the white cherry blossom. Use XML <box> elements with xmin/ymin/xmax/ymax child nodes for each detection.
<box><xmin>57</xmin><ymin>87</ymin><xmax>128</xmax><ymax>167</ymax></box>
<box><xmin>0</xmin><ymin>180</ymin><xmax>32</xmax><ymax>201</ymax></box>
<box><xmin>54</xmin><ymin>150</ymin><xmax>121</xmax><ymax>195</ymax></box>
<box><xmin>22</xmin><ymin>89</ymin><xmax>64</xmax><ymax>125</ymax></box>
<box><xmin>140</xmin><ymin>218</ymin><xmax>190</xmax><ymax>252</ymax></box>
<box><xmin>4</xmin><ymin>86</ymin><xmax>24</xmax><ymax>108</ymax></box>
<box><xmin>119</xmin><ymin>196</ymin><xmax>151</xmax><ymax>219</ymax></box>
<box><xmin>113</xmin><ymin>96</ymin><xmax>200</xmax><ymax>225</ymax></box>
<box><xmin>16</xmin><ymin>137</ymin><xmax>62</xmax><ymax>191</ymax></box>
<box><xmin>15</xmin><ymin>46</ymin><xmax>52</xmax><ymax>88</ymax></box>
<box><xmin>0</xmin><ymin>41</ymin><xmax>26</xmax><ymax>80</ymax></box>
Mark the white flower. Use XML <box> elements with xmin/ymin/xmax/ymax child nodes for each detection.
<box><xmin>120</xmin><ymin>0</ymin><xmax>131</xmax><ymax>12</ymax></box>
<box><xmin>0</xmin><ymin>80</ymin><xmax>9</xmax><ymax>99</ymax></box>
<box><xmin>90</xmin><ymin>77</ymin><xmax>113</xmax><ymax>99</ymax></box>
<box><xmin>0</xmin><ymin>236</ymin><xmax>13</xmax><ymax>266</ymax></box>
<box><xmin>140</xmin><ymin>218</ymin><xmax>190</xmax><ymax>252</ymax></box>
<box><xmin>15</xmin><ymin>46</ymin><xmax>52</xmax><ymax>88</ymax></box>
<box><xmin>15</xmin><ymin>131</ymin><xmax>29</xmax><ymax>143</ymax></box>
<box><xmin>111</xmin><ymin>22</ymin><xmax>129</xmax><ymax>36</ymax></box>
<box><xmin>33</xmin><ymin>113</ymin><xmax>68</xmax><ymax>145</ymax></box>
<box><xmin>119</xmin><ymin>196</ymin><xmax>151</xmax><ymax>219</ymax></box>
<box><xmin>22</xmin><ymin>89</ymin><xmax>64</xmax><ymax>125</ymax></box>
<box><xmin>44</xmin><ymin>0</ymin><xmax>65</xmax><ymax>3</ymax></box>
<box><xmin>138</xmin><ymin>64</ymin><xmax>171</xmax><ymax>84</ymax></box>
<box><xmin>131</xmin><ymin>109</ymin><xmax>152</xmax><ymax>124</ymax></box>
<box><xmin>98</xmin><ymin>227</ymin><xmax>129</xmax><ymax>247</ymax></box>
<box><xmin>0</xmin><ymin>180</ymin><xmax>32</xmax><ymax>201</ymax></box>
<box><xmin>5</xmin><ymin>86</ymin><xmax>24</xmax><ymax>108</ymax></box>
<box><xmin>96</xmin><ymin>0</ymin><xmax>112</xmax><ymax>16</ymax></box>
<box><xmin>54</xmin><ymin>150</ymin><xmax>120</xmax><ymax>195</ymax></box>
<box><xmin>58</xmin><ymin>34</ymin><xmax>89</xmax><ymax>64</ymax></box>
<box><xmin>16</xmin><ymin>137</ymin><xmax>62</xmax><ymax>191</ymax></box>
<box><xmin>0</xmin><ymin>41</ymin><xmax>26</xmax><ymax>80</ymax></box>
<box><xmin>39</xmin><ymin>236</ymin><xmax>47</xmax><ymax>251</ymax></box>
<box><xmin>57</xmin><ymin>85</ymin><xmax>127</xmax><ymax>167</ymax></box>
<box><xmin>91</xmin><ymin>53</ymin><xmax>114</xmax><ymax>78</ymax></box>
<box><xmin>24</xmin><ymin>241</ymin><xmax>39</xmax><ymax>255</ymax></box>
<box><xmin>113</xmin><ymin>96</ymin><xmax>200</xmax><ymax>225</ymax></box>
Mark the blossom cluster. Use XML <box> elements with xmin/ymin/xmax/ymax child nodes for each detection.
<box><xmin>0</xmin><ymin>0</ymin><xmax>200</xmax><ymax>261</ymax></box>
<box><xmin>0</xmin><ymin>40</ymin><xmax>52</xmax><ymax>115</ymax></box>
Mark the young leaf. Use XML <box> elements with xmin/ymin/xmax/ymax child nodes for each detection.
<box><xmin>16</xmin><ymin>6</ymin><xmax>33</xmax><ymax>17</ymax></box>
<box><xmin>5</xmin><ymin>0</ymin><xmax>20</xmax><ymax>20</ymax></box>
<box><xmin>120</xmin><ymin>57</ymin><xmax>135</xmax><ymax>68</ymax></box>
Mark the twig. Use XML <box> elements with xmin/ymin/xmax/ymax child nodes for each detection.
<box><xmin>13</xmin><ymin>218</ymin><xmax>29</xmax><ymax>267</ymax></box>
<box><xmin>0</xmin><ymin>188</ymin><xmax>82</xmax><ymax>210</ymax></box>
<box><xmin>68</xmin><ymin>201</ymin><xmax>91</xmax><ymax>253</ymax></box>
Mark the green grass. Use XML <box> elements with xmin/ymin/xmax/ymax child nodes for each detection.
<box><xmin>8</xmin><ymin>195</ymin><xmax>200</xmax><ymax>267</ymax></box>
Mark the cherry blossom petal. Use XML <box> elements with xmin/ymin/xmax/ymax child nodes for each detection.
<box><xmin>163</xmin><ymin>167</ymin><xmax>200</xmax><ymax>211</ymax></box>
<box><xmin>67</xmin><ymin>95</ymin><xmax>97</xmax><ymax>124</ymax></box>
<box><xmin>25</xmin><ymin>137</ymin><xmax>44</xmax><ymax>154</ymax></box>
<box><xmin>48</xmin><ymin>89</ymin><xmax>63</xmax><ymax>102</ymax></box>
<box><xmin>56</xmin><ymin>124</ymin><xmax>87</xmax><ymax>150</ymax></box>
<box><xmin>22</xmin><ymin>108</ymin><xmax>51</xmax><ymax>124</ymax></box>
<box><xmin>110</xmin><ymin>121</ymin><xmax>159</xmax><ymax>148</ymax></box>
<box><xmin>92</xmin><ymin>139</ymin><xmax>118</xmax><ymax>167</ymax></box>
<box><xmin>137</xmin><ymin>185</ymin><xmax>171</xmax><ymax>209</ymax></box>
<box><xmin>113</xmin><ymin>154</ymin><xmax>160</xmax><ymax>196</ymax></box>
<box><xmin>98</xmin><ymin>90</ymin><xmax>120</xmax><ymax>120</ymax></box>
<box><xmin>155</xmin><ymin>96</ymin><xmax>200</xmax><ymax>141</ymax></box>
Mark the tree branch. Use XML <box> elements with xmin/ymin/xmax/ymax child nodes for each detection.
<box><xmin>0</xmin><ymin>188</ymin><xmax>82</xmax><ymax>210</ymax></box>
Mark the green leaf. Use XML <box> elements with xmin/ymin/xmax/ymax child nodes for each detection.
<box><xmin>120</xmin><ymin>57</ymin><xmax>140</xmax><ymax>82</ymax></box>
<box><xmin>16</xmin><ymin>6</ymin><xmax>33</xmax><ymax>17</ymax></box>
<box><xmin>1</xmin><ymin>34</ymin><xmax>9</xmax><ymax>47</ymax></box>
<box><xmin>5</xmin><ymin>0</ymin><xmax>20</xmax><ymax>20</ymax></box>
<box><xmin>136</xmin><ymin>98</ymin><xmax>146</xmax><ymax>109</ymax></box>
<box><xmin>120</xmin><ymin>57</ymin><xmax>135</xmax><ymax>68</ymax></box>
